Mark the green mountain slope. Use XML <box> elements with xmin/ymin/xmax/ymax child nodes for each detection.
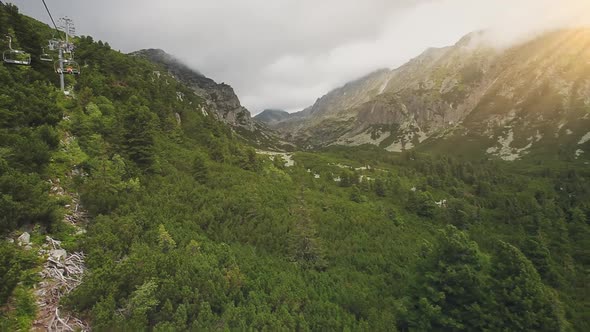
<box><xmin>0</xmin><ymin>4</ymin><xmax>588</xmax><ymax>331</ymax></box>
<box><xmin>269</xmin><ymin>30</ymin><xmax>590</xmax><ymax>163</ymax></box>
<box><xmin>131</xmin><ymin>48</ymin><xmax>285</xmax><ymax>150</ymax></box>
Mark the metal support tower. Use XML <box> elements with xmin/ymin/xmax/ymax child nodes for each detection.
<box><xmin>59</xmin><ymin>48</ymin><xmax>64</xmax><ymax>91</ymax></box>
<box><xmin>57</xmin><ymin>17</ymin><xmax>75</xmax><ymax>93</ymax></box>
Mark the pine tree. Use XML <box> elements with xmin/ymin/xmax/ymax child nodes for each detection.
<box><xmin>490</xmin><ymin>241</ymin><xmax>563</xmax><ymax>331</ymax></box>
<box><xmin>191</xmin><ymin>153</ymin><xmax>209</xmax><ymax>183</ymax></box>
<box><xmin>350</xmin><ymin>185</ymin><xmax>365</xmax><ymax>203</ymax></box>
<box><xmin>374</xmin><ymin>178</ymin><xmax>386</xmax><ymax>197</ymax></box>
<box><xmin>158</xmin><ymin>224</ymin><xmax>176</xmax><ymax>252</ymax></box>
<box><xmin>122</xmin><ymin>105</ymin><xmax>158</xmax><ymax>169</ymax></box>
<box><xmin>404</xmin><ymin>226</ymin><xmax>492</xmax><ymax>330</ymax></box>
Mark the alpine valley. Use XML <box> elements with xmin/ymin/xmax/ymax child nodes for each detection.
<box><xmin>1</xmin><ymin>3</ymin><xmax>589</xmax><ymax>332</ymax></box>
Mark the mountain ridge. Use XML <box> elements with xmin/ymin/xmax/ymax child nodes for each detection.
<box><xmin>264</xmin><ymin>28</ymin><xmax>590</xmax><ymax>162</ymax></box>
<box><xmin>254</xmin><ymin>109</ymin><xmax>291</xmax><ymax>125</ymax></box>
<box><xmin>131</xmin><ymin>48</ymin><xmax>256</xmax><ymax>130</ymax></box>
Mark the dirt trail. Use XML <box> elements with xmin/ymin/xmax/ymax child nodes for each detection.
<box><xmin>33</xmin><ymin>126</ymin><xmax>91</xmax><ymax>331</ymax></box>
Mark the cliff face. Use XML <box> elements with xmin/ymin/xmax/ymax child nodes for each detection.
<box><xmin>264</xmin><ymin>30</ymin><xmax>590</xmax><ymax>161</ymax></box>
<box><xmin>132</xmin><ymin>49</ymin><xmax>254</xmax><ymax>130</ymax></box>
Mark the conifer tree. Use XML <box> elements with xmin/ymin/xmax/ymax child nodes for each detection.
<box><xmin>490</xmin><ymin>241</ymin><xmax>563</xmax><ymax>331</ymax></box>
<box><xmin>404</xmin><ymin>226</ymin><xmax>492</xmax><ymax>330</ymax></box>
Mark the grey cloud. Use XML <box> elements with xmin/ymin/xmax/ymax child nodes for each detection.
<box><xmin>10</xmin><ymin>0</ymin><xmax>590</xmax><ymax>113</ymax></box>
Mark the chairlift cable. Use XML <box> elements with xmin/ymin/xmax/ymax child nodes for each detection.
<box><xmin>41</xmin><ymin>0</ymin><xmax>62</xmax><ymax>37</ymax></box>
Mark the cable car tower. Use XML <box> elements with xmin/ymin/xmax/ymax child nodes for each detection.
<box><xmin>54</xmin><ymin>17</ymin><xmax>80</xmax><ymax>93</ymax></box>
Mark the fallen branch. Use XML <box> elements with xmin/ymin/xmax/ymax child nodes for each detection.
<box><xmin>55</xmin><ymin>307</ymin><xmax>74</xmax><ymax>332</ymax></box>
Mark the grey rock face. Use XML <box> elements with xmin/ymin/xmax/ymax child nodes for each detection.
<box><xmin>17</xmin><ymin>232</ymin><xmax>30</xmax><ymax>246</ymax></box>
<box><xmin>131</xmin><ymin>49</ymin><xmax>254</xmax><ymax>130</ymax></box>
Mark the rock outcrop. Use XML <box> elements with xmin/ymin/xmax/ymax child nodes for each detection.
<box><xmin>17</xmin><ymin>232</ymin><xmax>30</xmax><ymax>246</ymax></box>
<box><xmin>132</xmin><ymin>49</ymin><xmax>255</xmax><ymax>130</ymax></box>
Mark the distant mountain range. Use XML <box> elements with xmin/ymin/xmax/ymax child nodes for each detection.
<box><xmin>259</xmin><ymin>29</ymin><xmax>590</xmax><ymax>162</ymax></box>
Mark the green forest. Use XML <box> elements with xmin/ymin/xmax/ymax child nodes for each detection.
<box><xmin>0</xmin><ymin>3</ymin><xmax>589</xmax><ymax>331</ymax></box>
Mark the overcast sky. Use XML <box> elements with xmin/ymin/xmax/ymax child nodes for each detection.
<box><xmin>11</xmin><ymin>0</ymin><xmax>590</xmax><ymax>113</ymax></box>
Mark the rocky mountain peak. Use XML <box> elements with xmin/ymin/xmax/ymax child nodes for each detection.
<box><xmin>454</xmin><ymin>30</ymin><xmax>488</xmax><ymax>47</ymax></box>
<box><xmin>132</xmin><ymin>49</ymin><xmax>254</xmax><ymax>130</ymax></box>
<box><xmin>254</xmin><ymin>109</ymin><xmax>291</xmax><ymax>125</ymax></box>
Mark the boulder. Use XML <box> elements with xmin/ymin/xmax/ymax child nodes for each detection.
<box><xmin>50</xmin><ymin>249</ymin><xmax>67</xmax><ymax>261</ymax></box>
<box><xmin>17</xmin><ymin>232</ymin><xmax>30</xmax><ymax>245</ymax></box>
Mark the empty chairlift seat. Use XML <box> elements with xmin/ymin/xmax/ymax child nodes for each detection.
<box><xmin>40</xmin><ymin>48</ymin><xmax>53</xmax><ymax>62</ymax></box>
<box><xmin>3</xmin><ymin>36</ymin><xmax>31</xmax><ymax>65</ymax></box>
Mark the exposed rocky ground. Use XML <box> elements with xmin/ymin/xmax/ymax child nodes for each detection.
<box><xmin>33</xmin><ymin>235</ymin><xmax>88</xmax><ymax>332</ymax></box>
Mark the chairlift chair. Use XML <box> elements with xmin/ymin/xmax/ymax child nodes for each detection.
<box><xmin>40</xmin><ymin>48</ymin><xmax>53</xmax><ymax>62</ymax></box>
<box><xmin>3</xmin><ymin>35</ymin><xmax>31</xmax><ymax>65</ymax></box>
<box><xmin>48</xmin><ymin>38</ymin><xmax>61</xmax><ymax>51</ymax></box>
<box><xmin>55</xmin><ymin>59</ymin><xmax>80</xmax><ymax>75</ymax></box>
